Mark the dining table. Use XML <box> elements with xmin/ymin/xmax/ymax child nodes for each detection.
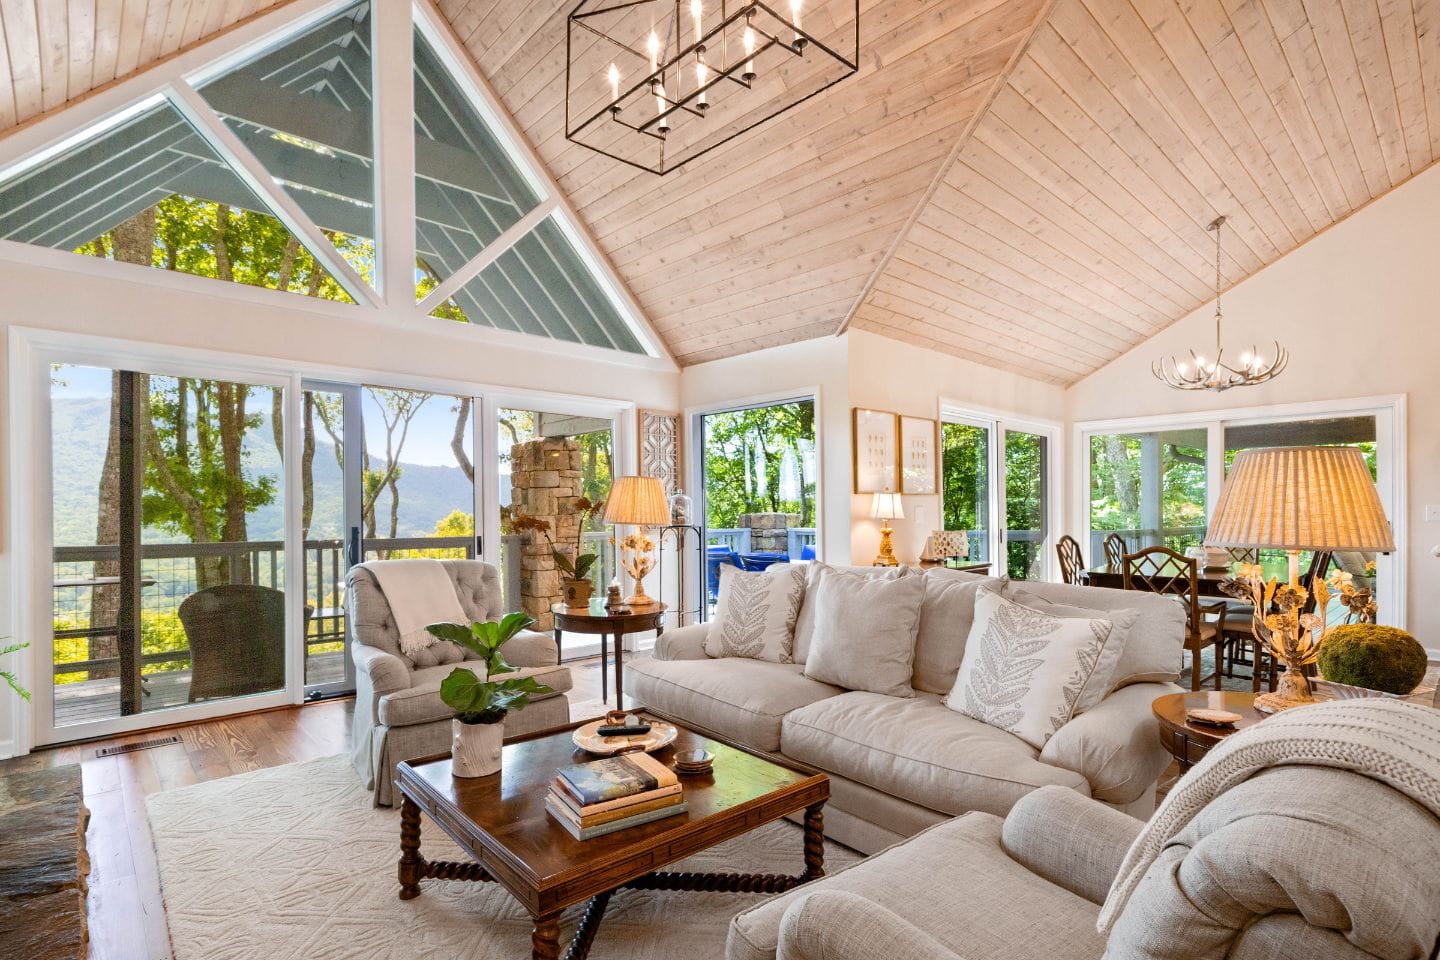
<box><xmin>1082</xmin><ymin>555</ymin><xmax>1292</xmax><ymax>597</ymax></box>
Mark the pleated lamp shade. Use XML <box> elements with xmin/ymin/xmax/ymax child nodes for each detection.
<box><xmin>604</xmin><ymin>476</ymin><xmax>670</xmax><ymax>526</ymax></box>
<box><xmin>1205</xmin><ymin>446</ymin><xmax>1395</xmax><ymax>552</ymax></box>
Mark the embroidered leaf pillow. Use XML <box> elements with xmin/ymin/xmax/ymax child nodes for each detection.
<box><xmin>704</xmin><ymin>564</ymin><xmax>807</xmax><ymax>662</ymax></box>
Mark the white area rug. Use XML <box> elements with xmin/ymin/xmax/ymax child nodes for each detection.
<box><xmin>146</xmin><ymin>755</ymin><xmax>860</xmax><ymax>960</ymax></box>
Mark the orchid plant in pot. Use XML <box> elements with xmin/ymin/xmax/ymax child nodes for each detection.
<box><xmin>425</xmin><ymin>613</ymin><xmax>551</xmax><ymax>778</ymax></box>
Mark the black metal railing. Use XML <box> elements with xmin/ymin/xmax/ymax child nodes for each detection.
<box><xmin>51</xmin><ymin>535</ymin><xmax>476</xmax><ymax>684</ymax></box>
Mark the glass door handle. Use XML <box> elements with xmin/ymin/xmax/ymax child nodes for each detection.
<box><xmin>346</xmin><ymin>526</ymin><xmax>361</xmax><ymax>566</ymax></box>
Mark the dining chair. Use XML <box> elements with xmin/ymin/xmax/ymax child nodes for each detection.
<box><xmin>1224</xmin><ymin>547</ymin><xmax>1260</xmax><ymax>564</ymax></box>
<box><xmin>1103</xmin><ymin>533</ymin><xmax>1127</xmax><ymax>570</ymax></box>
<box><xmin>1122</xmin><ymin>546</ymin><xmax>1228</xmax><ymax>691</ymax></box>
<box><xmin>1223</xmin><ymin>551</ymin><xmax>1333</xmax><ymax>693</ymax></box>
<box><xmin>1055</xmin><ymin>535</ymin><xmax>1085</xmax><ymax>585</ymax></box>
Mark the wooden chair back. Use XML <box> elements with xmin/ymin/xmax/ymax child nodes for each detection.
<box><xmin>1056</xmin><ymin>535</ymin><xmax>1085</xmax><ymax>585</ymax></box>
<box><xmin>1103</xmin><ymin>533</ymin><xmax>1127</xmax><ymax>569</ymax></box>
<box><xmin>1224</xmin><ymin>547</ymin><xmax>1260</xmax><ymax>564</ymax></box>
<box><xmin>1122</xmin><ymin>545</ymin><xmax>1204</xmax><ymax>643</ymax></box>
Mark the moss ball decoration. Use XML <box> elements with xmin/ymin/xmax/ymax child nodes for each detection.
<box><xmin>1318</xmin><ymin>624</ymin><xmax>1428</xmax><ymax>695</ymax></box>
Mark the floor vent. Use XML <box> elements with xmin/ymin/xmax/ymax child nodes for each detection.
<box><xmin>96</xmin><ymin>735</ymin><xmax>183</xmax><ymax>758</ymax></box>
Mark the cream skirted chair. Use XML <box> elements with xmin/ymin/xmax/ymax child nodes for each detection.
<box><xmin>731</xmin><ymin>698</ymin><xmax>1440</xmax><ymax>960</ymax></box>
<box><xmin>347</xmin><ymin>559</ymin><xmax>572</xmax><ymax>807</ymax></box>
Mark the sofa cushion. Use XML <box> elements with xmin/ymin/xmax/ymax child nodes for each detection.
<box><xmin>947</xmin><ymin>590</ymin><xmax>1125</xmax><ymax>749</ymax></box>
<box><xmin>377</xmin><ymin>662</ymin><xmax>571</xmax><ymax>728</ymax></box>
<box><xmin>726</xmin><ymin>812</ymin><xmax>1105</xmax><ymax>960</ymax></box>
<box><xmin>802</xmin><ymin>566</ymin><xmax>924</xmax><ymax>697</ymax></box>
<box><xmin>791</xmin><ymin>562</ymin><xmax>914</xmax><ymax>663</ymax></box>
<box><xmin>912</xmin><ymin>574</ymin><xmax>1005</xmax><ymax>694</ymax></box>
<box><xmin>704</xmin><ymin>563</ymin><xmax>807</xmax><ymax>662</ymax></box>
<box><xmin>626</xmin><ymin>657</ymin><xmax>843</xmax><ymax>752</ymax></box>
<box><xmin>781</xmin><ymin>692</ymin><xmax>1088</xmax><ymax>818</ymax></box>
<box><xmin>1004</xmin><ymin>580</ymin><xmax>1183</xmax><ymax>689</ymax></box>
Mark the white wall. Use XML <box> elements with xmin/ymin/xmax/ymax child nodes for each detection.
<box><xmin>0</xmin><ymin>251</ymin><xmax>680</xmax><ymax>756</ymax></box>
<box><xmin>1067</xmin><ymin>161</ymin><xmax>1440</xmax><ymax>648</ymax></box>
<box><xmin>846</xmin><ymin>329</ymin><xmax>1066</xmax><ymax>564</ymax></box>
<box><xmin>679</xmin><ymin>336</ymin><xmax>852</xmax><ymax>563</ymax></box>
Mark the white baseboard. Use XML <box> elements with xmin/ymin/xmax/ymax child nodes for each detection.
<box><xmin>0</xmin><ymin>738</ymin><xmax>16</xmax><ymax>761</ymax></box>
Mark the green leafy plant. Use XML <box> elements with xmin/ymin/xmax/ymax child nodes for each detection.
<box><xmin>514</xmin><ymin>496</ymin><xmax>608</xmax><ymax>583</ymax></box>
<box><xmin>1</xmin><ymin>641</ymin><xmax>31</xmax><ymax>702</ymax></box>
<box><xmin>1317</xmin><ymin>624</ymin><xmax>1427</xmax><ymax>695</ymax></box>
<box><xmin>425</xmin><ymin>613</ymin><xmax>551</xmax><ymax>725</ymax></box>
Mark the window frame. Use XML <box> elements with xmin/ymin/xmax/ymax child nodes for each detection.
<box><xmin>1072</xmin><ymin>395</ymin><xmax>1407</xmax><ymax>629</ymax></box>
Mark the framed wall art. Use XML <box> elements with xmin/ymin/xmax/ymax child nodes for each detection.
<box><xmin>899</xmin><ymin>415</ymin><xmax>939</xmax><ymax>495</ymax></box>
<box><xmin>852</xmin><ymin>408</ymin><xmax>898</xmax><ymax>493</ymax></box>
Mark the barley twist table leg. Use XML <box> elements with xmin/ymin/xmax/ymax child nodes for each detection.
<box><xmin>802</xmin><ymin>802</ymin><xmax>825</xmax><ymax>882</ymax></box>
<box><xmin>398</xmin><ymin>794</ymin><xmax>424</xmax><ymax>900</ymax></box>
<box><xmin>532</xmin><ymin>913</ymin><xmax>562</xmax><ymax>960</ymax></box>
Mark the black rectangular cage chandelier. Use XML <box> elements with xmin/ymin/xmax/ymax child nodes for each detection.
<box><xmin>565</xmin><ymin>0</ymin><xmax>860</xmax><ymax>175</ymax></box>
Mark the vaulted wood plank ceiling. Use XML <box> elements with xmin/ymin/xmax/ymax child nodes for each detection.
<box><xmin>847</xmin><ymin>0</ymin><xmax>1440</xmax><ymax>383</ymax></box>
<box><xmin>3</xmin><ymin>0</ymin><xmax>1439</xmax><ymax>381</ymax></box>
<box><xmin>0</xmin><ymin>1</ymin><xmax>288</xmax><ymax>131</ymax></box>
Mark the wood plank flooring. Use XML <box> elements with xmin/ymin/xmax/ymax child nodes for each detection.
<box><xmin>0</xmin><ymin>654</ymin><xmax>622</xmax><ymax>960</ymax></box>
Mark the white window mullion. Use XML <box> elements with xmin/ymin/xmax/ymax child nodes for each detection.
<box><xmin>414</xmin><ymin>197</ymin><xmax>558</xmax><ymax>316</ymax></box>
<box><xmin>373</xmin><ymin>0</ymin><xmax>416</xmax><ymax>310</ymax></box>
<box><xmin>166</xmin><ymin>79</ymin><xmax>381</xmax><ymax>308</ymax></box>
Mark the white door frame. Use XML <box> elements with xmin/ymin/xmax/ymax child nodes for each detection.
<box><xmin>1072</xmin><ymin>394</ymin><xmax>1407</xmax><ymax>630</ymax></box>
<box><xmin>7</xmin><ymin>325</ymin><xmax>639</xmax><ymax>751</ymax></box>
<box><xmin>938</xmin><ymin>400</ymin><xmax>1063</xmax><ymax>582</ymax></box>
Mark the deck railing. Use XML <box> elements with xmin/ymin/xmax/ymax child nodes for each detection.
<box><xmin>51</xmin><ymin>535</ymin><xmax>476</xmax><ymax>684</ymax></box>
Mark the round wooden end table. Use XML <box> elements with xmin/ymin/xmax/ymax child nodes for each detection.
<box><xmin>1153</xmin><ymin>691</ymin><xmax>1266</xmax><ymax>773</ymax></box>
<box><xmin>551</xmin><ymin>602</ymin><xmax>666</xmax><ymax>709</ymax></box>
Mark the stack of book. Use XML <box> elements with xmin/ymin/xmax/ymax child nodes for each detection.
<box><xmin>546</xmin><ymin>752</ymin><xmax>687</xmax><ymax>840</ymax></box>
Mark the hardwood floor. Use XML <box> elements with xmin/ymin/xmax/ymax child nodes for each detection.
<box><xmin>0</xmin><ymin>654</ymin><xmax>620</xmax><ymax>960</ymax></box>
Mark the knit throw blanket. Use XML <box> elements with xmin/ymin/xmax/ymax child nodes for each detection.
<box><xmin>1097</xmin><ymin>698</ymin><xmax>1440</xmax><ymax>934</ymax></box>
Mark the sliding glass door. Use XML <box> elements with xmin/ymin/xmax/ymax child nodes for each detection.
<box><xmin>50</xmin><ymin>365</ymin><xmax>290</xmax><ymax>730</ymax></box>
<box><xmin>940</xmin><ymin>411</ymin><xmax>1057</xmax><ymax>580</ymax></box>
<box><xmin>1087</xmin><ymin>427</ymin><xmax>1209</xmax><ymax>562</ymax></box>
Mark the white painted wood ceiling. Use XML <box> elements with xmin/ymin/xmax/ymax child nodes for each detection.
<box><xmin>3</xmin><ymin>0</ymin><xmax>1438</xmax><ymax>381</ymax></box>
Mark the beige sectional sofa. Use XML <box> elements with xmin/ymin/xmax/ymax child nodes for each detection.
<box><xmin>627</xmin><ymin>564</ymin><xmax>1185</xmax><ymax>854</ymax></box>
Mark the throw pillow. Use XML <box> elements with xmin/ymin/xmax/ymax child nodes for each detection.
<box><xmin>1005</xmin><ymin>582</ymin><xmax>1181</xmax><ymax>689</ymax></box>
<box><xmin>791</xmin><ymin>561</ymin><xmax>914</xmax><ymax>663</ymax></box>
<box><xmin>911</xmin><ymin>574</ymin><xmax>1005</xmax><ymax>695</ymax></box>
<box><xmin>946</xmin><ymin>589</ymin><xmax>1123</xmax><ymax>749</ymax></box>
<box><xmin>1008</xmin><ymin>596</ymin><xmax>1135</xmax><ymax>717</ymax></box>
<box><xmin>802</xmin><ymin>566</ymin><xmax>926</xmax><ymax>697</ymax></box>
<box><xmin>704</xmin><ymin>563</ymin><xmax>807</xmax><ymax>662</ymax></box>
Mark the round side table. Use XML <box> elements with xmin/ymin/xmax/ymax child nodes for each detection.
<box><xmin>551</xmin><ymin>602</ymin><xmax>667</xmax><ymax>710</ymax></box>
<box><xmin>1153</xmin><ymin>691</ymin><xmax>1265</xmax><ymax>773</ymax></box>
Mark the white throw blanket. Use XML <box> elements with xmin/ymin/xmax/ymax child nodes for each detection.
<box><xmin>1098</xmin><ymin>698</ymin><xmax>1440</xmax><ymax>933</ymax></box>
<box><xmin>363</xmin><ymin>559</ymin><xmax>469</xmax><ymax>657</ymax></box>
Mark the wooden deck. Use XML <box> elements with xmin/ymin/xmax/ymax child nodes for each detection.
<box><xmin>52</xmin><ymin>650</ymin><xmax>347</xmax><ymax>728</ymax></box>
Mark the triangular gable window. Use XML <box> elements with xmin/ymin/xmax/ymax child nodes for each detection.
<box><xmin>0</xmin><ymin>98</ymin><xmax>353</xmax><ymax>301</ymax></box>
<box><xmin>0</xmin><ymin>2</ymin><xmax>656</xmax><ymax>358</ymax></box>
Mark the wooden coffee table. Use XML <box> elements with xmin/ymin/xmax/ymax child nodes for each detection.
<box><xmin>395</xmin><ymin>717</ymin><xmax>829</xmax><ymax>960</ymax></box>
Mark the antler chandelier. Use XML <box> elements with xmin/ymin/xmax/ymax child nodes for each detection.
<box><xmin>565</xmin><ymin>0</ymin><xmax>859</xmax><ymax>175</ymax></box>
<box><xmin>1153</xmin><ymin>215</ymin><xmax>1288</xmax><ymax>392</ymax></box>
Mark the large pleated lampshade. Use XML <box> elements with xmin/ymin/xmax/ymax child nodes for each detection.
<box><xmin>1205</xmin><ymin>446</ymin><xmax>1395</xmax><ymax>552</ymax></box>
<box><xmin>604</xmin><ymin>476</ymin><xmax>670</xmax><ymax>526</ymax></box>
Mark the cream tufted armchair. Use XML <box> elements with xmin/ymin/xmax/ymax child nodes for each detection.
<box><xmin>347</xmin><ymin>560</ymin><xmax>572</xmax><ymax>807</ymax></box>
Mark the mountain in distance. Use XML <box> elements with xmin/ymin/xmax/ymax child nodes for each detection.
<box><xmin>51</xmin><ymin>397</ymin><xmax>475</xmax><ymax>546</ymax></box>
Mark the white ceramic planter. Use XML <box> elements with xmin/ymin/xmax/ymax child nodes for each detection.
<box><xmin>452</xmin><ymin>717</ymin><xmax>504</xmax><ymax>777</ymax></box>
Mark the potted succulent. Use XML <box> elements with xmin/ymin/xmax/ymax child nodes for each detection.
<box><xmin>425</xmin><ymin>613</ymin><xmax>552</xmax><ymax>778</ymax></box>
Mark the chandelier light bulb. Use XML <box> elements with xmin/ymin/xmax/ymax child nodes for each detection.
<box><xmin>743</xmin><ymin>24</ymin><xmax>757</xmax><ymax>80</ymax></box>
<box><xmin>691</xmin><ymin>0</ymin><xmax>703</xmax><ymax>45</ymax></box>
<box><xmin>607</xmin><ymin>62</ymin><xmax>620</xmax><ymax>106</ymax></box>
<box><xmin>791</xmin><ymin>0</ymin><xmax>804</xmax><ymax>42</ymax></box>
<box><xmin>647</xmin><ymin>30</ymin><xmax>661</xmax><ymax>69</ymax></box>
<box><xmin>696</xmin><ymin>60</ymin><xmax>709</xmax><ymax>109</ymax></box>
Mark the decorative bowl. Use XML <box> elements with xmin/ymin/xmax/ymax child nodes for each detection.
<box><xmin>572</xmin><ymin>718</ymin><xmax>678</xmax><ymax>756</ymax></box>
<box><xmin>1310</xmin><ymin>677</ymin><xmax>1406</xmax><ymax>701</ymax></box>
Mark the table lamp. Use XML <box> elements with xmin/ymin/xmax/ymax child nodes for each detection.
<box><xmin>604</xmin><ymin>475</ymin><xmax>670</xmax><ymax>606</ymax></box>
<box><xmin>1205</xmin><ymin>445</ymin><xmax>1395</xmax><ymax>711</ymax></box>
<box><xmin>870</xmin><ymin>492</ymin><xmax>904</xmax><ymax>567</ymax></box>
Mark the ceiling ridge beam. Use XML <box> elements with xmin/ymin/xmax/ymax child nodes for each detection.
<box><xmin>832</xmin><ymin>0</ymin><xmax>1061</xmax><ymax>339</ymax></box>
